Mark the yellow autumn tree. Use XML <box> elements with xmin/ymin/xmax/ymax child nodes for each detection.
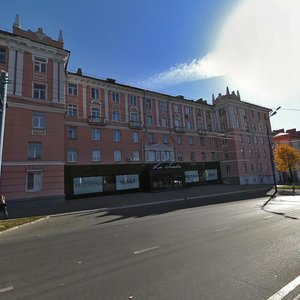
<box><xmin>274</xmin><ymin>143</ymin><xmax>300</xmax><ymax>191</ymax></box>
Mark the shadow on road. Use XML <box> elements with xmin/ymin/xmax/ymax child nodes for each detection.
<box><xmin>70</xmin><ymin>190</ymin><xmax>270</xmax><ymax>225</ymax></box>
<box><xmin>261</xmin><ymin>195</ymin><xmax>299</xmax><ymax>220</ymax></box>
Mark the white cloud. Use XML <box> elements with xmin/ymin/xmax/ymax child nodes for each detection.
<box><xmin>140</xmin><ymin>0</ymin><xmax>300</xmax><ymax>130</ymax></box>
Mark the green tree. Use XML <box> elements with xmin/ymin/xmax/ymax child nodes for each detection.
<box><xmin>274</xmin><ymin>143</ymin><xmax>300</xmax><ymax>193</ymax></box>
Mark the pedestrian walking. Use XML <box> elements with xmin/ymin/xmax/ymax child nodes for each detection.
<box><xmin>0</xmin><ymin>195</ymin><xmax>8</xmax><ymax>219</ymax></box>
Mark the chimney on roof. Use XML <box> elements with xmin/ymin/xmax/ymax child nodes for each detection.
<box><xmin>237</xmin><ymin>90</ymin><xmax>240</xmax><ymax>99</ymax></box>
<box><xmin>13</xmin><ymin>14</ymin><xmax>20</xmax><ymax>28</ymax></box>
<box><xmin>76</xmin><ymin>68</ymin><xmax>82</xmax><ymax>75</ymax></box>
<box><xmin>106</xmin><ymin>78</ymin><xmax>116</xmax><ymax>83</ymax></box>
<box><xmin>212</xmin><ymin>93</ymin><xmax>215</xmax><ymax>101</ymax></box>
<box><xmin>226</xmin><ymin>86</ymin><xmax>230</xmax><ymax>95</ymax></box>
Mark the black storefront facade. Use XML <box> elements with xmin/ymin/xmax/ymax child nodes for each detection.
<box><xmin>64</xmin><ymin>161</ymin><xmax>222</xmax><ymax>199</ymax></box>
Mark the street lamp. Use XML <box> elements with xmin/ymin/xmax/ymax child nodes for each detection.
<box><xmin>266</xmin><ymin>106</ymin><xmax>281</xmax><ymax>197</ymax></box>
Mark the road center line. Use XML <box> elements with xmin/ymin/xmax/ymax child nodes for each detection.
<box><xmin>0</xmin><ymin>286</ymin><xmax>14</xmax><ymax>293</ymax></box>
<box><xmin>216</xmin><ymin>227</ymin><xmax>231</xmax><ymax>232</ymax></box>
<box><xmin>267</xmin><ymin>274</ymin><xmax>300</xmax><ymax>300</ymax></box>
<box><xmin>134</xmin><ymin>246</ymin><xmax>160</xmax><ymax>255</ymax></box>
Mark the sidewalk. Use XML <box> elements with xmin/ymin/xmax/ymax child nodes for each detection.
<box><xmin>3</xmin><ymin>184</ymin><xmax>274</xmax><ymax>219</ymax></box>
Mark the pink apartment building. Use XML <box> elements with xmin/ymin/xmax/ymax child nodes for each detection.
<box><xmin>0</xmin><ymin>17</ymin><xmax>274</xmax><ymax>201</ymax></box>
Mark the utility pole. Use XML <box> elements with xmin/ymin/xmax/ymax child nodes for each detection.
<box><xmin>0</xmin><ymin>70</ymin><xmax>9</xmax><ymax>180</ymax></box>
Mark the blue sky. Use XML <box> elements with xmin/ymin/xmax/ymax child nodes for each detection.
<box><xmin>1</xmin><ymin>0</ymin><xmax>300</xmax><ymax>130</ymax></box>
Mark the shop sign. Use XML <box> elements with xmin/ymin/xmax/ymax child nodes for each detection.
<box><xmin>153</xmin><ymin>162</ymin><xmax>182</xmax><ymax>170</ymax></box>
<box><xmin>73</xmin><ymin>176</ymin><xmax>103</xmax><ymax>195</ymax></box>
<box><xmin>205</xmin><ymin>169</ymin><xmax>218</xmax><ymax>181</ymax></box>
<box><xmin>116</xmin><ymin>174</ymin><xmax>139</xmax><ymax>190</ymax></box>
<box><xmin>185</xmin><ymin>170</ymin><xmax>199</xmax><ymax>183</ymax></box>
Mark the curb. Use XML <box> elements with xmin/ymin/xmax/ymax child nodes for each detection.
<box><xmin>0</xmin><ymin>216</ymin><xmax>49</xmax><ymax>235</ymax></box>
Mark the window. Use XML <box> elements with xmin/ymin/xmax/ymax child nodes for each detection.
<box><xmin>132</xmin><ymin>131</ymin><xmax>139</xmax><ymax>142</ymax></box>
<box><xmin>28</xmin><ymin>142</ymin><xmax>42</xmax><ymax>159</ymax></box>
<box><xmin>32</xmin><ymin>112</ymin><xmax>45</xmax><ymax>129</ymax></box>
<box><xmin>163</xmin><ymin>134</ymin><xmax>169</xmax><ymax>144</ymax></box>
<box><xmin>186</xmin><ymin>121</ymin><xmax>192</xmax><ymax>130</ymax></box>
<box><xmin>249</xmin><ymin>149</ymin><xmax>253</xmax><ymax>158</ymax></box>
<box><xmin>147</xmin><ymin>132</ymin><xmax>154</xmax><ymax>144</ymax></box>
<box><xmin>68</xmin><ymin>126</ymin><xmax>77</xmax><ymax>139</ymax></box>
<box><xmin>33</xmin><ymin>83</ymin><xmax>46</xmax><ymax>100</ymax></box>
<box><xmin>91</xmin><ymin>87</ymin><xmax>100</xmax><ymax>99</ymax></box>
<box><xmin>91</xmin><ymin>107</ymin><xmax>100</xmax><ymax>118</ymax></box>
<box><xmin>263</xmin><ymin>150</ymin><xmax>267</xmax><ymax>158</ymax></box>
<box><xmin>27</xmin><ymin>171</ymin><xmax>42</xmax><ymax>192</ymax></box>
<box><xmin>132</xmin><ymin>150</ymin><xmax>140</xmax><ymax>161</ymax></box>
<box><xmin>189</xmin><ymin>136</ymin><xmax>194</xmax><ymax>145</ymax></box>
<box><xmin>254</xmin><ymin>136</ymin><xmax>258</xmax><ymax>144</ymax></box>
<box><xmin>130</xmin><ymin>112</ymin><xmax>138</xmax><ymax>122</ymax></box>
<box><xmin>146</xmin><ymin>150</ymin><xmax>155</xmax><ymax>162</ymax></box>
<box><xmin>114</xmin><ymin>150</ymin><xmax>122</xmax><ymax>161</ymax></box>
<box><xmin>67</xmin><ymin>104</ymin><xmax>78</xmax><ymax>117</ymax></box>
<box><xmin>241</xmin><ymin>149</ymin><xmax>245</xmax><ymax>159</ymax></box>
<box><xmin>185</xmin><ymin>106</ymin><xmax>190</xmax><ymax>116</ymax></box>
<box><xmin>92</xmin><ymin>128</ymin><xmax>100</xmax><ymax>140</ymax></box>
<box><xmin>114</xmin><ymin>130</ymin><xmax>121</xmax><ymax>141</ymax></box>
<box><xmin>177</xmin><ymin>152</ymin><xmax>183</xmax><ymax>162</ymax></box>
<box><xmin>129</xmin><ymin>95</ymin><xmax>137</xmax><ymax>106</ymax></box>
<box><xmin>92</xmin><ymin>150</ymin><xmax>101</xmax><ymax>162</ymax></box>
<box><xmin>112</xmin><ymin>92</ymin><xmax>119</xmax><ymax>103</ymax></box>
<box><xmin>212</xmin><ymin>152</ymin><xmax>216</xmax><ymax>160</ymax></box>
<box><xmin>243</xmin><ymin>163</ymin><xmax>247</xmax><ymax>172</ymax></box>
<box><xmin>161</xmin><ymin>118</ymin><xmax>168</xmax><ymax>127</ymax></box>
<box><xmin>201</xmin><ymin>152</ymin><xmax>206</xmax><ymax>161</ymax></box>
<box><xmin>177</xmin><ymin>135</ymin><xmax>183</xmax><ymax>145</ymax></box>
<box><xmin>145</xmin><ymin>98</ymin><xmax>152</xmax><ymax>109</ymax></box>
<box><xmin>258</xmin><ymin>163</ymin><xmax>262</xmax><ymax>171</ymax></box>
<box><xmin>146</xmin><ymin>115</ymin><xmax>153</xmax><ymax>125</ymax></box>
<box><xmin>0</xmin><ymin>47</ymin><xmax>6</xmax><ymax>64</ymax></box>
<box><xmin>34</xmin><ymin>57</ymin><xmax>46</xmax><ymax>73</ymax></box>
<box><xmin>226</xmin><ymin>165</ymin><xmax>231</xmax><ymax>174</ymax></box>
<box><xmin>160</xmin><ymin>101</ymin><xmax>166</xmax><ymax>112</ymax></box>
<box><xmin>200</xmin><ymin>137</ymin><xmax>205</xmax><ymax>146</ymax></box>
<box><xmin>240</xmin><ymin>135</ymin><xmax>244</xmax><ymax>143</ymax></box>
<box><xmin>112</xmin><ymin>111</ymin><xmax>120</xmax><ymax>121</ymax></box>
<box><xmin>174</xmin><ymin>104</ymin><xmax>179</xmax><ymax>113</ymax></box>
<box><xmin>210</xmin><ymin>138</ymin><xmax>215</xmax><ymax>145</ymax></box>
<box><xmin>251</xmin><ymin>163</ymin><xmax>254</xmax><ymax>171</ymax></box>
<box><xmin>68</xmin><ymin>149</ymin><xmax>78</xmax><ymax>162</ymax></box>
<box><xmin>68</xmin><ymin>83</ymin><xmax>77</xmax><ymax>96</ymax></box>
<box><xmin>224</xmin><ymin>150</ymin><xmax>229</xmax><ymax>160</ymax></box>
<box><xmin>175</xmin><ymin>119</ymin><xmax>181</xmax><ymax>127</ymax></box>
<box><xmin>190</xmin><ymin>152</ymin><xmax>196</xmax><ymax>161</ymax></box>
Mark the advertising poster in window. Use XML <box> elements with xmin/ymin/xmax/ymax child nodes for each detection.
<box><xmin>73</xmin><ymin>176</ymin><xmax>103</xmax><ymax>195</ymax></box>
<box><xmin>205</xmin><ymin>169</ymin><xmax>218</xmax><ymax>181</ymax></box>
<box><xmin>185</xmin><ymin>170</ymin><xmax>199</xmax><ymax>183</ymax></box>
<box><xmin>116</xmin><ymin>174</ymin><xmax>139</xmax><ymax>190</ymax></box>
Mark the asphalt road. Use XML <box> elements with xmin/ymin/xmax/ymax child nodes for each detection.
<box><xmin>1</xmin><ymin>194</ymin><xmax>300</xmax><ymax>300</ymax></box>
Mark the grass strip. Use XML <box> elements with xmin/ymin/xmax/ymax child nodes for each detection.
<box><xmin>0</xmin><ymin>216</ymin><xmax>43</xmax><ymax>232</ymax></box>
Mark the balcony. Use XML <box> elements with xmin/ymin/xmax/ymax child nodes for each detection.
<box><xmin>173</xmin><ymin>126</ymin><xmax>186</xmax><ymax>133</ymax></box>
<box><xmin>129</xmin><ymin>121</ymin><xmax>143</xmax><ymax>129</ymax></box>
<box><xmin>88</xmin><ymin>116</ymin><xmax>106</xmax><ymax>126</ymax></box>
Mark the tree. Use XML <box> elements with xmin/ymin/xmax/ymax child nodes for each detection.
<box><xmin>274</xmin><ymin>143</ymin><xmax>300</xmax><ymax>193</ymax></box>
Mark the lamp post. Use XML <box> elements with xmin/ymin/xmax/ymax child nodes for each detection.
<box><xmin>266</xmin><ymin>106</ymin><xmax>280</xmax><ymax>197</ymax></box>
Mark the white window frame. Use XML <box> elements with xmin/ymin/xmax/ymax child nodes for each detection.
<box><xmin>91</xmin><ymin>87</ymin><xmax>100</xmax><ymax>100</ymax></box>
<box><xmin>132</xmin><ymin>131</ymin><xmax>139</xmax><ymax>143</ymax></box>
<box><xmin>92</xmin><ymin>150</ymin><xmax>101</xmax><ymax>162</ymax></box>
<box><xmin>0</xmin><ymin>47</ymin><xmax>6</xmax><ymax>64</ymax></box>
<box><xmin>91</xmin><ymin>107</ymin><xmax>100</xmax><ymax>118</ymax></box>
<box><xmin>112</xmin><ymin>111</ymin><xmax>120</xmax><ymax>121</ymax></box>
<box><xmin>68</xmin><ymin>149</ymin><xmax>78</xmax><ymax>162</ymax></box>
<box><xmin>26</xmin><ymin>171</ymin><xmax>42</xmax><ymax>192</ymax></box>
<box><xmin>28</xmin><ymin>142</ymin><xmax>42</xmax><ymax>159</ymax></box>
<box><xmin>146</xmin><ymin>115</ymin><xmax>153</xmax><ymax>125</ymax></box>
<box><xmin>132</xmin><ymin>150</ymin><xmax>140</xmax><ymax>161</ymax></box>
<box><xmin>91</xmin><ymin>128</ymin><xmax>101</xmax><ymax>140</ymax></box>
<box><xmin>114</xmin><ymin>130</ymin><xmax>121</xmax><ymax>142</ymax></box>
<box><xmin>32</xmin><ymin>112</ymin><xmax>46</xmax><ymax>129</ymax></box>
<box><xmin>68</xmin><ymin>126</ymin><xmax>77</xmax><ymax>139</ymax></box>
<box><xmin>114</xmin><ymin>150</ymin><xmax>122</xmax><ymax>161</ymax></box>
<box><xmin>33</xmin><ymin>83</ymin><xmax>46</xmax><ymax>100</ymax></box>
<box><xmin>129</xmin><ymin>95</ymin><xmax>137</xmax><ymax>106</ymax></box>
<box><xmin>130</xmin><ymin>112</ymin><xmax>138</xmax><ymax>122</ymax></box>
<box><xmin>68</xmin><ymin>83</ymin><xmax>78</xmax><ymax>96</ymax></box>
<box><xmin>112</xmin><ymin>92</ymin><xmax>119</xmax><ymax>103</ymax></box>
<box><xmin>67</xmin><ymin>104</ymin><xmax>78</xmax><ymax>117</ymax></box>
<box><xmin>34</xmin><ymin>57</ymin><xmax>47</xmax><ymax>73</ymax></box>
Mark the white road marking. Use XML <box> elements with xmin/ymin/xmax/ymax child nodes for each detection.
<box><xmin>0</xmin><ymin>286</ymin><xmax>14</xmax><ymax>293</ymax></box>
<box><xmin>216</xmin><ymin>227</ymin><xmax>231</xmax><ymax>232</ymax></box>
<box><xmin>293</xmin><ymin>294</ymin><xmax>300</xmax><ymax>300</ymax></box>
<box><xmin>133</xmin><ymin>246</ymin><xmax>160</xmax><ymax>255</ymax></box>
<box><xmin>267</xmin><ymin>274</ymin><xmax>300</xmax><ymax>300</ymax></box>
